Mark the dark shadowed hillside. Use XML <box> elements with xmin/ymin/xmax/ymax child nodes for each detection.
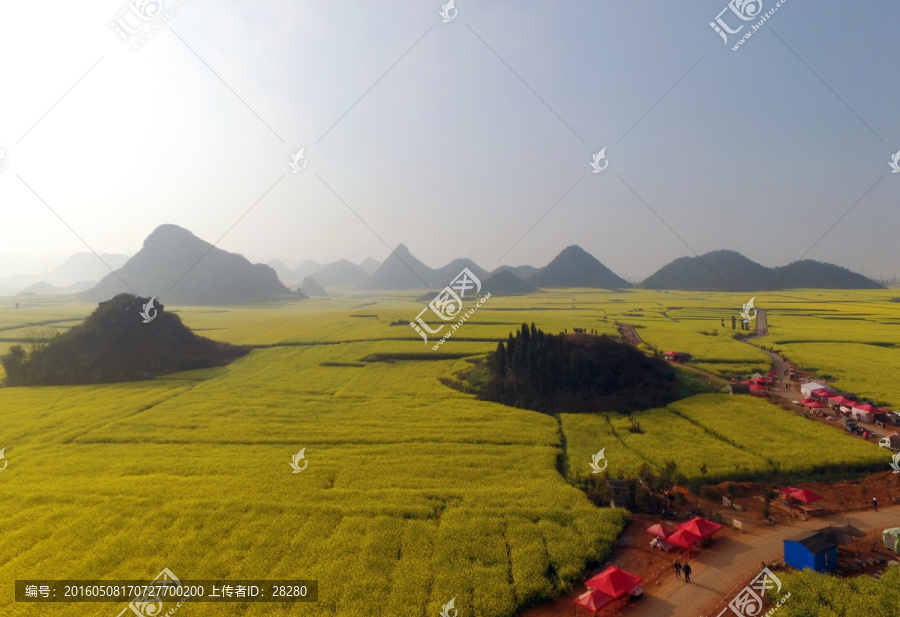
<box><xmin>1</xmin><ymin>294</ymin><xmax>248</xmax><ymax>386</ymax></box>
<box><xmin>642</xmin><ymin>250</ymin><xmax>882</xmax><ymax>291</ymax></box>
<box><xmin>528</xmin><ymin>245</ymin><xmax>630</xmax><ymax>288</ymax></box>
<box><xmin>82</xmin><ymin>225</ymin><xmax>291</xmax><ymax>304</ymax></box>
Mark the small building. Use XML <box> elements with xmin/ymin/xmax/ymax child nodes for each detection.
<box><xmin>729</xmin><ymin>383</ymin><xmax>751</xmax><ymax>395</ymax></box>
<box><xmin>663</xmin><ymin>351</ymin><xmax>692</xmax><ymax>363</ymax></box>
<box><xmin>609</xmin><ymin>481</ymin><xmax>632</xmax><ymax>510</ymax></box>
<box><xmin>783</xmin><ymin>529</ymin><xmax>840</xmax><ymax>572</ymax></box>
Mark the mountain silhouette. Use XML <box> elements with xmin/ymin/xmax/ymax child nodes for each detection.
<box><xmin>46</xmin><ymin>252</ymin><xmax>130</xmax><ymax>287</ymax></box>
<box><xmin>369</xmin><ymin>245</ymin><xmax>489</xmax><ymax>290</ymax></box>
<box><xmin>482</xmin><ymin>271</ymin><xmax>537</xmax><ymax>296</ymax></box>
<box><xmin>368</xmin><ymin>244</ymin><xmax>434</xmax><ymax>289</ymax></box>
<box><xmin>528</xmin><ymin>245</ymin><xmax>630</xmax><ymax>288</ymax></box>
<box><xmin>490</xmin><ymin>264</ymin><xmax>540</xmax><ymax>280</ymax></box>
<box><xmin>267</xmin><ymin>259</ymin><xmax>295</xmax><ymax>284</ymax></box>
<box><xmin>292</xmin><ymin>260</ymin><xmax>323</xmax><ymax>283</ymax></box>
<box><xmin>82</xmin><ymin>225</ymin><xmax>291</xmax><ymax>304</ymax></box>
<box><xmin>1</xmin><ymin>294</ymin><xmax>248</xmax><ymax>386</ymax></box>
<box><xmin>312</xmin><ymin>259</ymin><xmax>370</xmax><ymax>287</ymax></box>
<box><xmin>300</xmin><ymin>276</ymin><xmax>326</xmax><ymax>297</ymax></box>
<box><xmin>19</xmin><ymin>281</ymin><xmax>96</xmax><ymax>295</ymax></box>
<box><xmin>359</xmin><ymin>257</ymin><xmax>381</xmax><ymax>275</ymax></box>
<box><xmin>641</xmin><ymin>250</ymin><xmax>882</xmax><ymax>291</ymax></box>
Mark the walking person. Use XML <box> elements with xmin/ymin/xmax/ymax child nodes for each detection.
<box><xmin>873</xmin><ymin>497</ymin><xmax>878</xmax><ymax>512</ymax></box>
<box><xmin>673</xmin><ymin>560</ymin><xmax>682</xmax><ymax>580</ymax></box>
<box><xmin>683</xmin><ymin>562</ymin><xmax>692</xmax><ymax>583</ymax></box>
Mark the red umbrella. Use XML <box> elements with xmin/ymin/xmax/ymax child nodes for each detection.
<box><xmin>666</xmin><ymin>528</ymin><xmax>702</xmax><ymax>549</ymax></box>
<box><xmin>677</xmin><ymin>516</ymin><xmax>724</xmax><ymax>539</ymax></box>
<box><xmin>646</xmin><ymin>524</ymin><xmax>672</xmax><ymax>539</ymax></box>
<box><xmin>575</xmin><ymin>589</ymin><xmax>614</xmax><ymax>613</ymax></box>
<box><xmin>585</xmin><ymin>566</ymin><xmax>643</xmax><ymax>599</ymax></box>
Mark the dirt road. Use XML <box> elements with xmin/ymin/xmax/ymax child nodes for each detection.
<box><xmin>622</xmin><ymin>505</ymin><xmax>900</xmax><ymax>617</ymax></box>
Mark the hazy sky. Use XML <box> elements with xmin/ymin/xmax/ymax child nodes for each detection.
<box><xmin>1</xmin><ymin>0</ymin><xmax>899</xmax><ymax>281</ymax></box>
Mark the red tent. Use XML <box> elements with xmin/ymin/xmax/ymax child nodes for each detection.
<box><xmin>749</xmin><ymin>384</ymin><xmax>767</xmax><ymax>392</ymax></box>
<box><xmin>800</xmin><ymin>399</ymin><xmax>828</xmax><ymax>409</ymax></box>
<box><xmin>828</xmin><ymin>395</ymin><xmax>854</xmax><ymax>405</ymax></box>
<box><xmin>779</xmin><ymin>487</ymin><xmax>823</xmax><ymax>503</ymax></box>
<box><xmin>677</xmin><ymin>516</ymin><xmax>724</xmax><ymax>540</ymax></box>
<box><xmin>575</xmin><ymin>589</ymin><xmax>614</xmax><ymax>613</ymax></box>
<box><xmin>856</xmin><ymin>403</ymin><xmax>878</xmax><ymax>413</ymax></box>
<box><xmin>585</xmin><ymin>566</ymin><xmax>643</xmax><ymax>599</ymax></box>
<box><xmin>646</xmin><ymin>524</ymin><xmax>672</xmax><ymax>539</ymax></box>
<box><xmin>666</xmin><ymin>528</ymin><xmax>702</xmax><ymax>548</ymax></box>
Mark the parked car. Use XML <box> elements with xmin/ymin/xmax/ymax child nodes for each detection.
<box><xmin>879</xmin><ymin>435</ymin><xmax>900</xmax><ymax>452</ymax></box>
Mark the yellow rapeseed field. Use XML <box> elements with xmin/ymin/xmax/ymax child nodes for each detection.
<box><xmin>0</xmin><ymin>288</ymin><xmax>896</xmax><ymax>616</ymax></box>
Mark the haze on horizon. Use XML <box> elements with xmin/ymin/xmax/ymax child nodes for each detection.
<box><xmin>1</xmin><ymin>0</ymin><xmax>899</xmax><ymax>283</ymax></box>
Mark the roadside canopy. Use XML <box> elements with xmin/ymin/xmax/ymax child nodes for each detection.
<box><xmin>575</xmin><ymin>589</ymin><xmax>614</xmax><ymax>613</ymax></box>
<box><xmin>646</xmin><ymin>524</ymin><xmax>672</xmax><ymax>539</ymax></box>
<box><xmin>828</xmin><ymin>395</ymin><xmax>854</xmax><ymax>405</ymax></box>
<box><xmin>855</xmin><ymin>403</ymin><xmax>878</xmax><ymax>413</ymax></box>
<box><xmin>829</xmin><ymin>524</ymin><xmax>866</xmax><ymax>543</ymax></box>
<box><xmin>749</xmin><ymin>384</ymin><xmax>767</xmax><ymax>392</ymax></box>
<box><xmin>667</xmin><ymin>528</ymin><xmax>702</xmax><ymax>548</ymax></box>
<box><xmin>677</xmin><ymin>516</ymin><xmax>724</xmax><ymax>540</ymax></box>
<box><xmin>780</xmin><ymin>487</ymin><xmax>823</xmax><ymax>503</ymax></box>
<box><xmin>800</xmin><ymin>399</ymin><xmax>828</xmax><ymax>409</ymax></box>
<box><xmin>585</xmin><ymin>566</ymin><xmax>643</xmax><ymax>599</ymax></box>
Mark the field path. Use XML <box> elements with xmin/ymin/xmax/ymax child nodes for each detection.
<box><xmin>622</xmin><ymin>504</ymin><xmax>900</xmax><ymax>617</ymax></box>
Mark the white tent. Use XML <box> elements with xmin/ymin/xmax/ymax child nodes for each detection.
<box><xmin>801</xmin><ymin>382</ymin><xmax>828</xmax><ymax>397</ymax></box>
<box><xmin>853</xmin><ymin>409</ymin><xmax>875</xmax><ymax>423</ymax></box>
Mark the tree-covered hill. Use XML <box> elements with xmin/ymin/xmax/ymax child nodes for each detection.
<box><xmin>1</xmin><ymin>294</ymin><xmax>248</xmax><ymax>386</ymax></box>
<box><xmin>479</xmin><ymin>323</ymin><xmax>680</xmax><ymax>414</ymax></box>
